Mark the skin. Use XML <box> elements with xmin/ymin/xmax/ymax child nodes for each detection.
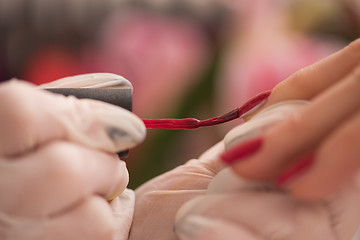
<box><xmin>232</xmin><ymin>38</ymin><xmax>360</xmax><ymax>200</ymax></box>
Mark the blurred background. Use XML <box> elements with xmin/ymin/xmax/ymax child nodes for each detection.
<box><xmin>0</xmin><ymin>0</ymin><xmax>359</xmax><ymax>188</ymax></box>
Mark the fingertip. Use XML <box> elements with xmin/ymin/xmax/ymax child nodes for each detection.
<box><xmin>63</xmin><ymin>98</ymin><xmax>146</xmax><ymax>153</ymax></box>
<box><xmin>100</xmin><ymin>104</ymin><xmax>146</xmax><ymax>151</ymax></box>
<box><xmin>106</xmin><ymin>160</ymin><xmax>129</xmax><ymax>201</ymax></box>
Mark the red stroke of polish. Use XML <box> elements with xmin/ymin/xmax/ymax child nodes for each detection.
<box><xmin>276</xmin><ymin>154</ymin><xmax>315</xmax><ymax>186</ymax></box>
<box><xmin>220</xmin><ymin>136</ymin><xmax>264</xmax><ymax>164</ymax></box>
<box><xmin>143</xmin><ymin>90</ymin><xmax>271</xmax><ymax>129</ymax></box>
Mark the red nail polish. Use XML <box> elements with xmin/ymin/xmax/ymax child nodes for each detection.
<box><xmin>276</xmin><ymin>154</ymin><xmax>315</xmax><ymax>186</ymax></box>
<box><xmin>143</xmin><ymin>90</ymin><xmax>271</xmax><ymax>129</ymax></box>
<box><xmin>238</xmin><ymin>90</ymin><xmax>272</xmax><ymax>118</ymax></box>
<box><xmin>221</xmin><ymin>136</ymin><xmax>264</xmax><ymax>164</ymax></box>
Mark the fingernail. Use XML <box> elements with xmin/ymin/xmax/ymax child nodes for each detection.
<box><xmin>175</xmin><ymin>215</ymin><xmax>209</xmax><ymax>239</ymax></box>
<box><xmin>276</xmin><ymin>153</ymin><xmax>315</xmax><ymax>186</ymax></box>
<box><xmin>239</xmin><ymin>90</ymin><xmax>272</xmax><ymax>118</ymax></box>
<box><xmin>220</xmin><ymin>136</ymin><xmax>263</xmax><ymax>164</ymax></box>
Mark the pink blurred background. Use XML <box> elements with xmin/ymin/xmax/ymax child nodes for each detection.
<box><xmin>1</xmin><ymin>0</ymin><xmax>359</xmax><ymax>187</ymax></box>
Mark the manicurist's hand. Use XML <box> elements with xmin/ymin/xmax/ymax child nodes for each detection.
<box><xmin>227</xmin><ymin>38</ymin><xmax>360</xmax><ymax>200</ymax></box>
<box><xmin>0</xmin><ymin>74</ymin><xmax>146</xmax><ymax>240</ymax></box>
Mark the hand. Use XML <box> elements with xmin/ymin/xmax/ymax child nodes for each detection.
<box><xmin>227</xmin><ymin>38</ymin><xmax>360</xmax><ymax>200</ymax></box>
<box><xmin>172</xmin><ymin>39</ymin><xmax>360</xmax><ymax>239</ymax></box>
<box><xmin>0</xmin><ymin>74</ymin><xmax>146</xmax><ymax>240</ymax></box>
<box><xmin>129</xmin><ymin>141</ymin><xmax>227</xmax><ymax>239</ymax></box>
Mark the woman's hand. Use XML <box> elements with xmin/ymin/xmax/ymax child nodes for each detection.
<box><xmin>226</xmin><ymin>38</ymin><xmax>360</xmax><ymax>200</ymax></box>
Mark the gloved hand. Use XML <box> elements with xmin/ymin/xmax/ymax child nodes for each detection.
<box><xmin>131</xmin><ymin>39</ymin><xmax>360</xmax><ymax>240</ymax></box>
<box><xmin>129</xmin><ymin>136</ymin><xmax>226</xmax><ymax>240</ymax></box>
<box><xmin>0</xmin><ymin>73</ymin><xmax>146</xmax><ymax>240</ymax></box>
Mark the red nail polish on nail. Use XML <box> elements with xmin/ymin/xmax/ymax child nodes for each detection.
<box><xmin>221</xmin><ymin>136</ymin><xmax>264</xmax><ymax>164</ymax></box>
<box><xmin>276</xmin><ymin>154</ymin><xmax>315</xmax><ymax>186</ymax></box>
<box><xmin>238</xmin><ymin>90</ymin><xmax>272</xmax><ymax>118</ymax></box>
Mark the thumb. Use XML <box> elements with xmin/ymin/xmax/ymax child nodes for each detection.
<box><xmin>0</xmin><ymin>80</ymin><xmax>145</xmax><ymax>157</ymax></box>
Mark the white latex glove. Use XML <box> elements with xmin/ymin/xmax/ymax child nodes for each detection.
<box><xmin>174</xmin><ymin>101</ymin><xmax>360</xmax><ymax>240</ymax></box>
<box><xmin>129</xmin><ymin>140</ymin><xmax>226</xmax><ymax>240</ymax></box>
<box><xmin>0</xmin><ymin>73</ymin><xmax>146</xmax><ymax>240</ymax></box>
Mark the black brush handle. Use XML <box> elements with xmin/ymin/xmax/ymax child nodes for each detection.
<box><xmin>47</xmin><ymin>88</ymin><xmax>132</xmax><ymax>110</ymax></box>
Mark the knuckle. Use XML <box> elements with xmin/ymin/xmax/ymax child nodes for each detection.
<box><xmin>0</xmin><ymin>81</ymin><xmax>39</xmax><ymax>155</ymax></box>
<box><xmin>290</xmin><ymin>67</ymin><xmax>307</xmax><ymax>82</ymax></box>
<box><xmin>285</xmin><ymin>67</ymin><xmax>311</xmax><ymax>91</ymax></box>
<box><xmin>0</xmin><ymin>80</ymin><xmax>34</xmax><ymax>110</ymax></box>
<box><xmin>0</xmin><ymin>79</ymin><xmax>24</xmax><ymax>95</ymax></box>
<box><xmin>343</xmin><ymin>39</ymin><xmax>360</xmax><ymax>67</ymax></box>
<box><xmin>0</xmin><ymin>81</ymin><xmax>37</xmax><ymax>129</ymax></box>
<box><xmin>347</xmin><ymin>38</ymin><xmax>360</xmax><ymax>55</ymax></box>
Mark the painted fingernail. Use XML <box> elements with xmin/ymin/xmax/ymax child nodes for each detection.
<box><xmin>276</xmin><ymin>153</ymin><xmax>315</xmax><ymax>186</ymax></box>
<box><xmin>220</xmin><ymin>136</ymin><xmax>264</xmax><ymax>164</ymax></box>
<box><xmin>239</xmin><ymin>90</ymin><xmax>272</xmax><ymax>118</ymax></box>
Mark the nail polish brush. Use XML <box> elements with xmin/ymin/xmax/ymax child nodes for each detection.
<box><xmin>46</xmin><ymin>88</ymin><xmax>271</xmax><ymax>156</ymax></box>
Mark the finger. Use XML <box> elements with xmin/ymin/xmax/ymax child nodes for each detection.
<box><xmin>4</xmin><ymin>196</ymin><xmax>115</xmax><ymax>240</ymax></box>
<box><xmin>131</xmin><ymin>185</ymin><xmax>205</xmax><ymax>240</ymax></box>
<box><xmin>0</xmin><ymin>141</ymin><xmax>129</xmax><ymax>217</ymax></box>
<box><xmin>43</xmin><ymin>196</ymin><xmax>115</xmax><ymax>240</ymax></box>
<box><xmin>175</xmin><ymin>194</ymin><xmax>335</xmax><ymax>240</ymax></box>
<box><xmin>245</xmin><ymin>38</ymin><xmax>360</xmax><ymax>119</ymax></box>
<box><xmin>128</xmin><ymin>144</ymin><xmax>223</xmax><ymax>240</ymax></box>
<box><xmin>283</xmin><ymin>110</ymin><xmax>360</xmax><ymax>200</ymax></box>
<box><xmin>224</xmin><ymin>100</ymin><xmax>308</xmax><ymax>150</ymax></box>
<box><xmin>229</xmin><ymin>63</ymin><xmax>360</xmax><ymax>180</ymax></box>
<box><xmin>175</xmin><ymin>215</ymin><xmax>260</xmax><ymax>240</ymax></box>
<box><xmin>0</xmin><ymin>80</ymin><xmax>145</xmax><ymax>157</ymax></box>
<box><xmin>209</xmin><ymin>170</ymin><xmax>360</xmax><ymax>240</ymax></box>
<box><xmin>111</xmin><ymin>189</ymin><xmax>135</xmax><ymax>240</ymax></box>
